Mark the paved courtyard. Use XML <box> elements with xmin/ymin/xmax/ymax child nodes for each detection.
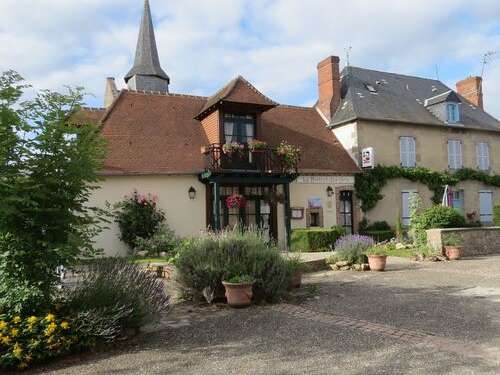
<box><xmin>32</xmin><ymin>255</ymin><xmax>500</xmax><ymax>374</ymax></box>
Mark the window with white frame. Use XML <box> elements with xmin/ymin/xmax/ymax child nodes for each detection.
<box><xmin>447</xmin><ymin>140</ymin><xmax>462</xmax><ymax>170</ymax></box>
<box><xmin>446</xmin><ymin>103</ymin><xmax>460</xmax><ymax>123</ymax></box>
<box><xmin>400</xmin><ymin>136</ymin><xmax>416</xmax><ymax>167</ymax></box>
<box><xmin>476</xmin><ymin>142</ymin><xmax>490</xmax><ymax>171</ymax></box>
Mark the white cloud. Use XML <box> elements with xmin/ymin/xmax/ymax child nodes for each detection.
<box><xmin>0</xmin><ymin>0</ymin><xmax>498</xmax><ymax>118</ymax></box>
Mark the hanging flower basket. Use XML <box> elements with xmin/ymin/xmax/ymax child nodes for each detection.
<box><xmin>222</xmin><ymin>142</ymin><xmax>244</xmax><ymax>156</ymax></box>
<box><xmin>248</xmin><ymin>139</ymin><xmax>268</xmax><ymax>152</ymax></box>
<box><xmin>226</xmin><ymin>194</ymin><xmax>247</xmax><ymax>209</ymax></box>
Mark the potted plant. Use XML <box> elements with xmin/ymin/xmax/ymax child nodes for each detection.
<box><xmin>222</xmin><ymin>274</ymin><xmax>254</xmax><ymax>307</ymax></box>
<box><xmin>248</xmin><ymin>139</ymin><xmax>268</xmax><ymax>152</ymax></box>
<box><xmin>288</xmin><ymin>256</ymin><xmax>307</xmax><ymax>289</ymax></box>
<box><xmin>222</xmin><ymin>142</ymin><xmax>244</xmax><ymax>156</ymax></box>
<box><xmin>365</xmin><ymin>243</ymin><xmax>390</xmax><ymax>271</ymax></box>
<box><xmin>276</xmin><ymin>141</ymin><xmax>300</xmax><ymax>172</ymax></box>
<box><xmin>442</xmin><ymin>234</ymin><xmax>462</xmax><ymax>260</ymax></box>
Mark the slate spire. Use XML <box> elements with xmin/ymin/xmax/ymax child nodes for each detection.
<box><xmin>125</xmin><ymin>0</ymin><xmax>170</xmax><ymax>92</ymax></box>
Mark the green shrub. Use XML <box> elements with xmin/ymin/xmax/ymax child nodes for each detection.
<box><xmin>115</xmin><ymin>191</ymin><xmax>166</xmax><ymax>250</ymax></box>
<box><xmin>62</xmin><ymin>258</ymin><xmax>170</xmax><ymax>331</ymax></box>
<box><xmin>494</xmin><ymin>205</ymin><xmax>500</xmax><ymax>226</ymax></box>
<box><xmin>176</xmin><ymin>228</ymin><xmax>293</xmax><ymax>303</ymax></box>
<box><xmin>134</xmin><ymin>225</ymin><xmax>179</xmax><ymax>257</ymax></box>
<box><xmin>411</xmin><ymin>205</ymin><xmax>466</xmax><ymax>245</ymax></box>
<box><xmin>363</xmin><ymin>230</ymin><xmax>395</xmax><ymax>243</ymax></box>
<box><xmin>291</xmin><ymin>226</ymin><xmax>345</xmax><ymax>252</ymax></box>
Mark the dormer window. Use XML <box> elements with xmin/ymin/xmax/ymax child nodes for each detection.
<box><xmin>224</xmin><ymin>114</ymin><xmax>255</xmax><ymax>144</ymax></box>
<box><xmin>446</xmin><ymin>103</ymin><xmax>460</xmax><ymax>123</ymax></box>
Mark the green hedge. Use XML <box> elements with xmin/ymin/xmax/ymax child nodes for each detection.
<box><xmin>361</xmin><ymin>230</ymin><xmax>395</xmax><ymax>243</ymax></box>
<box><xmin>494</xmin><ymin>205</ymin><xmax>500</xmax><ymax>226</ymax></box>
<box><xmin>291</xmin><ymin>227</ymin><xmax>345</xmax><ymax>252</ymax></box>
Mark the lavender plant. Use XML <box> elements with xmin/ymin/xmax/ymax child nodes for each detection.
<box><xmin>329</xmin><ymin>234</ymin><xmax>375</xmax><ymax>264</ymax></box>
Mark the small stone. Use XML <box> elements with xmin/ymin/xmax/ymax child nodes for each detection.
<box><xmin>409</xmin><ymin>255</ymin><xmax>418</xmax><ymax>262</ymax></box>
<box><xmin>329</xmin><ymin>264</ymin><xmax>340</xmax><ymax>271</ymax></box>
<box><xmin>136</xmin><ymin>250</ymin><xmax>148</xmax><ymax>257</ymax></box>
<box><xmin>361</xmin><ymin>264</ymin><xmax>370</xmax><ymax>271</ymax></box>
<box><xmin>427</xmin><ymin>256</ymin><xmax>439</xmax><ymax>262</ymax></box>
<box><xmin>437</xmin><ymin>255</ymin><xmax>447</xmax><ymax>262</ymax></box>
<box><xmin>340</xmin><ymin>265</ymin><xmax>351</xmax><ymax>271</ymax></box>
<box><xmin>395</xmin><ymin>243</ymin><xmax>406</xmax><ymax>250</ymax></box>
<box><xmin>336</xmin><ymin>261</ymin><xmax>350</xmax><ymax>267</ymax></box>
<box><xmin>159</xmin><ymin>251</ymin><xmax>168</xmax><ymax>257</ymax></box>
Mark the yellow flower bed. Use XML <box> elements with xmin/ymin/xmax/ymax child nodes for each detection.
<box><xmin>0</xmin><ymin>314</ymin><xmax>78</xmax><ymax>370</ymax></box>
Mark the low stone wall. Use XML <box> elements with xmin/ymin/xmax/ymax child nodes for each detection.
<box><xmin>427</xmin><ymin>227</ymin><xmax>500</xmax><ymax>257</ymax></box>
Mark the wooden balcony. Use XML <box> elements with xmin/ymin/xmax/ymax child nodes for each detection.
<box><xmin>202</xmin><ymin>143</ymin><xmax>298</xmax><ymax>175</ymax></box>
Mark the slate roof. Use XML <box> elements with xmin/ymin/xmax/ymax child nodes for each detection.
<box><xmin>424</xmin><ymin>90</ymin><xmax>460</xmax><ymax>106</ymax></box>
<box><xmin>196</xmin><ymin>76</ymin><xmax>278</xmax><ymax>119</ymax></box>
<box><xmin>330</xmin><ymin>66</ymin><xmax>500</xmax><ymax>132</ymax></box>
<box><xmin>124</xmin><ymin>0</ymin><xmax>169</xmax><ymax>83</ymax></box>
<box><xmin>81</xmin><ymin>89</ymin><xmax>358</xmax><ymax>175</ymax></box>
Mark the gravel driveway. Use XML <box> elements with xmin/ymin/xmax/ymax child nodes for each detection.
<box><xmin>30</xmin><ymin>255</ymin><xmax>500</xmax><ymax>375</ymax></box>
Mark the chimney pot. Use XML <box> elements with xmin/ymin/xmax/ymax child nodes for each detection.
<box><xmin>456</xmin><ymin>76</ymin><xmax>483</xmax><ymax>109</ymax></box>
<box><xmin>317</xmin><ymin>55</ymin><xmax>341</xmax><ymax>120</ymax></box>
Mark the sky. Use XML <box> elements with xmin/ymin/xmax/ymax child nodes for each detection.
<box><xmin>1</xmin><ymin>0</ymin><xmax>499</xmax><ymax>118</ymax></box>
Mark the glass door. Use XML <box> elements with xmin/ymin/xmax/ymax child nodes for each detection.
<box><xmin>339</xmin><ymin>190</ymin><xmax>353</xmax><ymax>234</ymax></box>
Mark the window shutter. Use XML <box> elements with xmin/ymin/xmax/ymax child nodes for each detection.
<box><xmin>400</xmin><ymin>137</ymin><xmax>407</xmax><ymax>166</ymax></box>
<box><xmin>456</xmin><ymin>141</ymin><xmax>462</xmax><ymax>168</ymax></box>
<box><xmin>448</xmin><ymin>141</ymin><xmax>454</xmax><ymax>168</ymax></box>
<box><xmin>476</xmin><ymin>143</ymin><xmax>489</xmax><ymax>170</ymax></box>
<box><xmin>448</xmin><ymin>140</ymin><xmax>461</xmax><ymax>169</ymax></box>
<box><xmin>408</xmin><ymin>137</ymin><xmax>416</xmax><ymax>167</ymax></box>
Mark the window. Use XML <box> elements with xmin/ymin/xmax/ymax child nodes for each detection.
<box><xmin>400</xmin><ymin>136</ymin><xmax>416</xmax><ymax>167</ymax></box>
<box><xmin>447</xmin><ymin>140</ymin><xmax>462</xmax><ymax>170</ymax></box>
<box><xmin>401</xmin><ymin>191</ymin><xmax>415</xmax><ymax>227</ymax></box>
<box><xmin>446</xmin><ymin>103</ymin><xmax>460</xmax><ymax>123</ymax></box>
<box><xmin>479</xmin><ymin>191</ymin><xmax>493</xmax><ymax>223</ymax></box>
<box><xmin>223</xmin><ymin>114</ymin><xmax>255</xmax><ymax>144</ymax></box>
<box><xmin>452</xmin><ymin>190</ymin><xmax>464</xmax><ymax>215</ymax></box>
<box><xmin>476</xmin><ymin>142</ymin><xmax>490</xmax><ymax>171</ymax></box>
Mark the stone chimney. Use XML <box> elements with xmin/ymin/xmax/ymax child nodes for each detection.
<box><xmin>317</xmin><ymin>55</ymin><xmax>341</xmax><ymax>120</ymax></box>
<box><xmin>104</xmin><ymin>77</ymin><xmax>119</xmax><ymax>108</ymax></box>
<box><xmin>456</xmin><ymin>76</ymin><xmax>483</xmax><ymax>109</ymax></box>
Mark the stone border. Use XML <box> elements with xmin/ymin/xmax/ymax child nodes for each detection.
<box><xmin>427</xmin><ymin>227</ymin><xmax>500</xmax><ymax>256</ymax></box>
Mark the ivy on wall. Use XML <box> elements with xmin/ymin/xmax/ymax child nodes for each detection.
<box><xmin>355</xmin><ymin>166</ymin><xmax>500</xmax><ymax>212</ymax></box>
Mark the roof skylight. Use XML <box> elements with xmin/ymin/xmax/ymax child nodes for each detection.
<box><xmin>365</xmin><ymin>84</ymin><xmax>377</xmax><ymax>93</ymax></box>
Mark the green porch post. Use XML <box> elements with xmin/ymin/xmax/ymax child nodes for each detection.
<box><xmin>213</xmin><ymin>182</ymin><xmax>221</xmax><ymax>231</ymax></box>
<box><xmin>284</xmin><ymin>182</ymin><xmax>291</xmax><ymax>251</ymax></box>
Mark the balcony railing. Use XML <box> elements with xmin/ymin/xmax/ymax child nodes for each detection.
<box><xmin>203</xmin><ymin>143</ymin><xmax>298</xmax><ymax>174</ymax></box>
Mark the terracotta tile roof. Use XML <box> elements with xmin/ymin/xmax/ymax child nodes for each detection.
<box><xmin>196</xmin><ymin>76</ymin><xmax>277</xmax><ymax>119</ymax></box>
<box><xmin>80</xmin><ymin>89</ymin><xmax>359</xmax><ymax>175</ymax></box>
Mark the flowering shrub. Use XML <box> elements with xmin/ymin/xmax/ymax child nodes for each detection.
<box><xmin>226</xmin><ymin>194</ymin><xmax>247</xmax><ymax>209</ymax></box>
<box><xmin>276</xmin><ymin>141</ymin><xmax>300</xmax><ymax>171</ymax></box>
<box><xmin>222</xmin><ymin>142</ymin><xmax>244</xmax><ymax>155</ymax></box>
<box><xmin>248</xmin><ymin>139</ymin><xmax>267</xmax><ymax>151</ymax></box>
<box><xmin>328</xmin><ymin>234</ymin><xmax>375</xmax><ymax>264</ymax></box>
<box><xmin>0</xmin><ymin>313</ymin><xmax>78</xmax><ymax>370</ymax></box>
<box><xmin>115</xmin><ymin>190</ymin><xmax>166</xmax><ymax>250</ymax></box>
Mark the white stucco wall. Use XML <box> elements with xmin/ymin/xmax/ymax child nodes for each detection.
<box><xmin>88</xmin><ymin>174</ymin><xmax>206</xmax><ymax>256</ymax></box>
<box><xmin>331</xmin><ymin>122</ymin><xmax>359</xmax><ymax>164</ymax></box>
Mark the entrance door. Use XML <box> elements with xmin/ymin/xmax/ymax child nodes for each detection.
<box><xmin>479</xmin><ymin>191</ymin><xmax>493</xmax><ymax>223</ymax></box>
<box><xmin>339</xmin><ymin>190</ymin><xmax>353</xmax><ymax>234</ymax></box>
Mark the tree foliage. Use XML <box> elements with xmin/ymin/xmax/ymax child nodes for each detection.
<box><xmin>0</xmin><ymin>71</ymin><xmax>107</xmax><ymax>314</ymax></box>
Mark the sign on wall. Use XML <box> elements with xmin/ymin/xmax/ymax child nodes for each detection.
<box><xmin>361</xmin><ymin>147</ymin><xmax>375</xmax><ymax>169</ymax></box>
<box><xmin>308</xmin><ymin>197</ymin><xmax>323</xmax><ymax>208</ymax></box>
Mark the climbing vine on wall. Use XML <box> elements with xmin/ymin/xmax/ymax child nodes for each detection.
<box><xmin>355</xmin><ymin>166</ymin><xmax>500</xmax><ymax>212</ymax></box>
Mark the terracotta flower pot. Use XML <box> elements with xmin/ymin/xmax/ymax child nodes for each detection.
<box><xmin>222</xmin><ymin>281</ymin><xmax>253</xmax><ymax>307</ymax></box>
<box><xmin>367</xmin><ymin>255</ymin><xmax>387</xmax><ymax>271</ymax></box>
<box><xmin>444</xmin><ymin>246</ymin><xmax>461</xmax><ymax>260</ymax></box>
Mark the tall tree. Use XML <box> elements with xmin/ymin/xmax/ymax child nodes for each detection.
<box><xmin>0</xmin><ymin>71</ymin><xmax>106</xmax><ymax>314</ymax></box>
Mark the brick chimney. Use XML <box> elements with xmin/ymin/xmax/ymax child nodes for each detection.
<box><xmin>317</xmin><ymin>55</ymin><xmax>341</xmax><ymax>120</ymax></box>
<box><xmin>456</xmin><ymin>76</ymin><xmax>483</xmax><ymax>109</ymax></box>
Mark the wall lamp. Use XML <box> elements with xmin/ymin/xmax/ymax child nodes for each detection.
<box><xmin>188</xmin><ymin>186</ymin><xmax>197</xmax><ymax>200</ymax></box>
<box><xmin>326</xmin><ymin>186</ymin><xmax>334</xmax><ymax>197</ymax></box>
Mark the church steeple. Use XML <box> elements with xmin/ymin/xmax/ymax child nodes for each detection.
<box><xmin>125</xmin><ymin>0</ymin><xmax>170</xmax><ymax>92</ymax></box>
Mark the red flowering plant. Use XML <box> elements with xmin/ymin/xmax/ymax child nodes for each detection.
<box><xmin>226</xmin><ymin>194</ymin><xmax>247</xmax><ymax>209</ymax></box>
<box><xmin>276</xmin><ymin>141</ymin><xmax>300</xmax><ymax>172</ymax></box>
<box><xmin>115</xmin><ymin>190</ymin><xmax>165</xmax><ymax>250</ymax></box>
